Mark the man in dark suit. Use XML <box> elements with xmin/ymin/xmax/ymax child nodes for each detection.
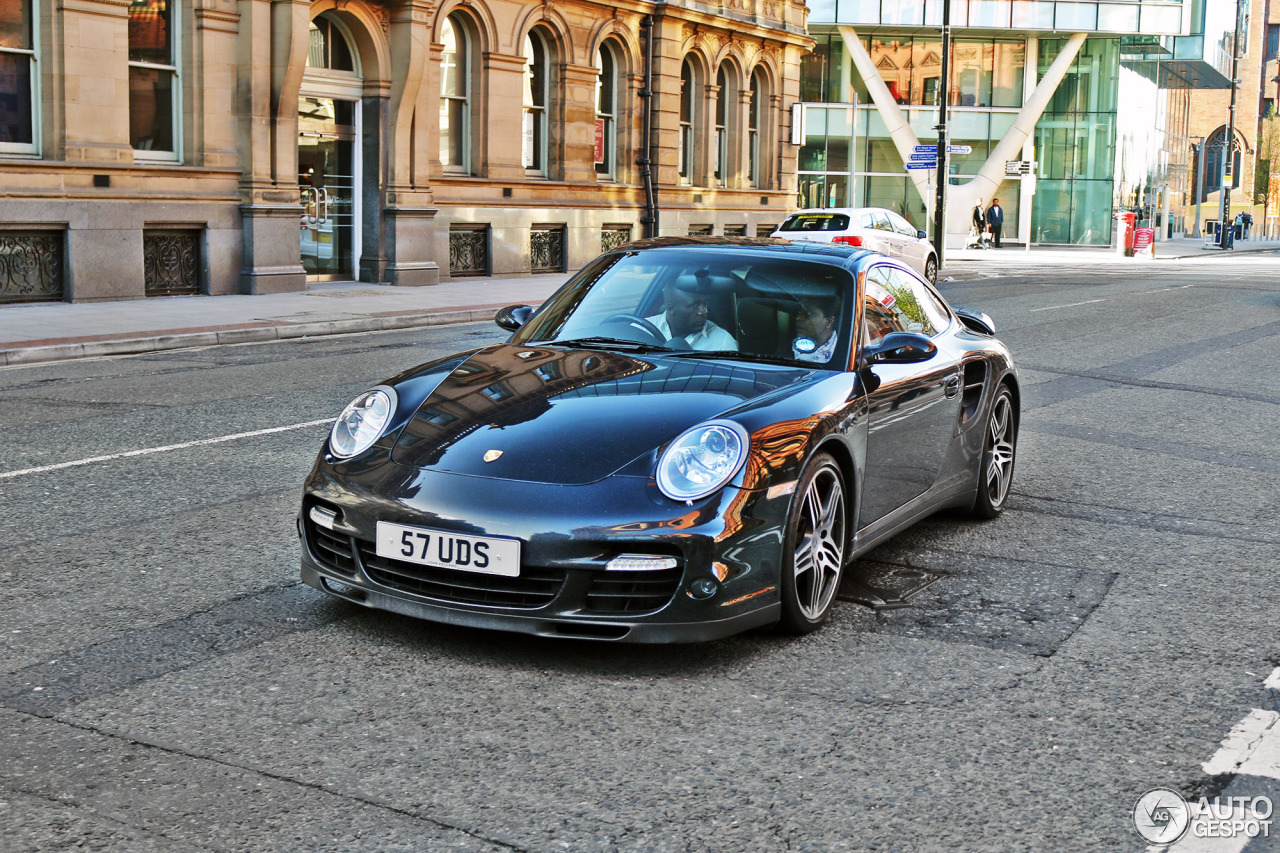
<box><xmin>986</xmin><ymin>198</ymin><xmax>1005</xmax><ymax>248</ymax></box>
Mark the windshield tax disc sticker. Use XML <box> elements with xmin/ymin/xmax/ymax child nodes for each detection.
<box><xmin>794</xmin><ymin>337</ymin><xmax>817</xmax><ymax>354</ymax></box>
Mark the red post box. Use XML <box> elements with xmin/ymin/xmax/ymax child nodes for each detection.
<box><xmin>1116</xmin><ymin>212</ymin><xmax>1137</xmax><ymax>256</ymax></box>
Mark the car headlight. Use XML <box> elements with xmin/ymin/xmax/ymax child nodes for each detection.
<box><xmin>656</xmin><ymin>420</ymin><xmax>750</xmax><ymax>501</ymax></box>
<box><xmin>329</xmin><ymin>386</ymin><xmax>397</xmax><ymax>459</ymax></box>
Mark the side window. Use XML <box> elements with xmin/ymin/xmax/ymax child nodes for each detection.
<box><xmin>887</xmin><ymin>212</ymin><xmax>917</xmax><ymax>237</ymax></box>
<box><xmin>872</xmin><ymin>211</ymin><xmax>893</xmax><ymax>231</ymax></box>
<box><xmin>863</xmin><ymin>267</ymin><xmax>908</xmax><ymax>344</ymax></box>
<box><xmin>858</xmin><ymin>211</ymin><xmax>876</xmax><ymax>229</ymax></box>
<box><xmin>881</xmin><ymin>267</ymin><xmax>949</xmax><ymax>336</ymax></box>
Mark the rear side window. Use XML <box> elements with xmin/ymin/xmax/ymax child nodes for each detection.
<box><xmin>872</xmin><ymin>211</ymin><xmax>893</xmax><ymax>231</ymax></box>
<box><xmin>779</xmin><ymin>212</ymin><xmax>851</xmax><ymax>233</ymax></box>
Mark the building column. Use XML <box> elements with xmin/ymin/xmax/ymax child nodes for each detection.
<box><xmin>237</xmin><ymin>0</ymin><xmax>308</xmax><ymax>293</ymax></box>
<box><xmin>1019</xmin><ymin>37</ymin><xmax>1038</xmax><ymax>247</ymax></box>
<box><xmin>383</xmin><ymin>0</ymin><xmax>439</xmax><ymax>286</ymax></box>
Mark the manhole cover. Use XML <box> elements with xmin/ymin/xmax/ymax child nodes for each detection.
<box><xmin>838</xmin><ymin>562</ymin><xmax>944</xmax><ymax>610</ymax></box>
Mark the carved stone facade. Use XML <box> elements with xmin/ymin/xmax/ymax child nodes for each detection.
<box><xmin>0</xmin><ymin>0</ymin><xmax>811</xmax><ymax>302</ymax></box>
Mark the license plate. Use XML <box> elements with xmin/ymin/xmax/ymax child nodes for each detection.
<box><xmin>375</xmin><ymin>521</ymin><xmax>521</xmax><ymax>577</ymax></box>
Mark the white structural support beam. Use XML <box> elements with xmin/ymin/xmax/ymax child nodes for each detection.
<box><xmin>842</xmin><ymin>27</ymin><xmax>1089</xmax><ymax>242</ymax></box>
<box><xmin>947</xmin><ymin>32</ymin><xmax>1089</xmax><ymax>227</ymax></box>
<box><xmin>839</xmin><ymin>28</ymin><xmax>932</xmax><ymax>210</ymax></box>
<box><xmin>1019</xmin><ymin>37</ymin><xmax>1038</xmax><ymax>247</ymax></box>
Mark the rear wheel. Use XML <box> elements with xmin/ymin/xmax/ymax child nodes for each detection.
<box><xmin>971</xmin><ymin>385</ymin><xmax>1016</xmax><ymax>518</ymax></box>
<box><xmin>779</xmin><ymin>453</ymin><xmax>847</xmax><ymax>634</ymax></box>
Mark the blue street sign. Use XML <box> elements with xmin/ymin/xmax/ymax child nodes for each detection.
<box><xmin>948</xmin><ymin>145</ymin><xmax>973</xmax><ymax>154</ymax></box>
<box><xmin>914</xmin><ymin>145</ymin><xmax>937</xmax><ymax>153</ymax></box>
<box><xmin>905</xmin><ymin>162</ymin><xmax>937</xmax><ymax>170</ymax></box>
<box><xmin>908</xmin><ymin>153</ymin><xmax>936</xmax><ymax>162</ymax></box>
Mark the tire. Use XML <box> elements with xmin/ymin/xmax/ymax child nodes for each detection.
<box><xmin>971</xmin><ymin>385</ymin><xmax>1017</xmax><ymax>519</ymax></box>
<box><xmin>924</xmin><ymin>254</ymin><xmax>938</xmax><ymax>283</ymax></box>
<box><xmin>779</xmin><ymin>453</ymin><xmax>847</xmax><ymax>634</ymax></box>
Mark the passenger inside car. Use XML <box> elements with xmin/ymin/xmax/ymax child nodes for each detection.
<box><xmin>793</xmin><ymin>295</ymin><xmax>841</xmax><ymax>363</ymax></box>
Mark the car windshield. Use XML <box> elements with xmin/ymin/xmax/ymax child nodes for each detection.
<box><xmin>511</xmin><ymin>249</ymin><xmax>855</xmax><ymax>368</ymax></box>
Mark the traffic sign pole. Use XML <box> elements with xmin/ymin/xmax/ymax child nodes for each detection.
<box><xmin>932</xmin><ymin>0</ymin><xmax>951</xmax><ymax>267</ymax></box>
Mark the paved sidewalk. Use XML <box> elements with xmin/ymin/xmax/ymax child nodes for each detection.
<box><xmin>2</xmin><ymin>236</ymin><xmax>1277</xmax><ymax>367</ymax></box>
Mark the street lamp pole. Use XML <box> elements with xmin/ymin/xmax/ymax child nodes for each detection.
<box><xmin>932</xmin><ymin>0</ymin><xmax>951</xmax><ymax>265</ymax></box>
<box><xmin>1218</xmin><ymin>0</ymin><xmax>1243</xmax><ymax>249</ymax></box>
<box><xmin>1191</xmin><ymin>136</ymin><xmax>1204</xmax><ymax>238</ymax></box>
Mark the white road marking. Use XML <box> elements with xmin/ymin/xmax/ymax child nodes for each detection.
<box><xmin>1147</xmin><ymin>669</ymin><xmax>1280</xmax><ymax>852</ymax></box>
<box><xmin>1202</xmin><ymin>707</ymin><xmax>1280</xmax><ymax>780</ymax></box>
<box><xmin>1029</xmin><ymin>298</ymin><xmax>1106</xmax><ymax>312</ymax></box>
<box><xmin>0</xmin><ymin>419</ymin><xmax>333</xmax><ymax>480</ymax></box>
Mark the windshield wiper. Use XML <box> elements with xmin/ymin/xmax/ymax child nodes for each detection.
<box><xmin>552</xmin><ymin>337</ymin><xmax>675</xmax><ymax>353</ymax></box>
<box><xmin>662</xmin><ymin>350</ymin><xmax>801</xmax><ymax>366</ymax></box>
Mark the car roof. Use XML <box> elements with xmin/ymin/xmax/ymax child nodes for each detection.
<box><xmin>614</xmin><ymin>236</ymin><xmax>879</xmax><ymax>269</ymax></box>
<box><xmin>783</xmin><ymin>207</ymin><xmax>889</xmax><ymax>217</ymax></box>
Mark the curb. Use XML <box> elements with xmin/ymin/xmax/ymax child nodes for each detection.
<box><xmin>0</xmin><ymin>306</ymin><xmax>502</xmax><ymax>368</ymax></box>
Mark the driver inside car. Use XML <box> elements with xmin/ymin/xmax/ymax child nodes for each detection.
<box><xmin>645</xmin><ymin>277</ymin><xmax>737</xmax><ymax>351</ymax></box>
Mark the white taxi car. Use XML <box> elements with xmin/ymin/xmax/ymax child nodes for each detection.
<box><xmin>771</xmin><ymin>207</ymin><xmax>938</xmax><ymax>283</ymax></box>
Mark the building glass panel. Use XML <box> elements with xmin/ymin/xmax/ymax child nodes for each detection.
<box><xmin>968</xmin><ymin>1</ymin><xmax>1012</xmax><ymax>28</ymax></box>
<box><xmin>1011</xmin><ymin>1</ymin><xmax>1054</xmax><ymax>28</ymax></box>
<box><xmin>1033</xmin><ymin>37</ymin><xmax>1119</xmax><ymax>244</ymax></box>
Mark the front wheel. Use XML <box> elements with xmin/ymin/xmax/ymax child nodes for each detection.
<box><xmin>779</xmin><ymin>453</ymin><xmax>847</xmax><ymax>634</ymax></box>
<box><xmin>924</xmin><ymin>254</ymin><xmax>938</xmax><ymax>283</ymax></box>
<box><xmin>971</xmin><ymin>385</ymin><xmax>1017</xmax><ymax>518</ymax></box>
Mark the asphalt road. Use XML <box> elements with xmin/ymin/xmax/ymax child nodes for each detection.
<box><xmin>2</xmin><ymin>254</ymin><xmax>1278</xmax><ymax>852</ymax></box>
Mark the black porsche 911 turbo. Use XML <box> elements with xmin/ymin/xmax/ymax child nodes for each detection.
<box><xmin>299</xmin><ymin>237</ymin><xmax>1018</xmax><ymax>643</ymax></box>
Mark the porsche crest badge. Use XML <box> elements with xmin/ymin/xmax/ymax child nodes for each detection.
<box><xmin>483</xmin><ymin>449</ymin><xmax>503</xmax><ymax>463</ymax></box>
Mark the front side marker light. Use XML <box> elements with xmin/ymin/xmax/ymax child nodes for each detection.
<box><xmin>607</xmin><ymin>555</ymin><xmax>678</xmax><ymax>572</ymax></box>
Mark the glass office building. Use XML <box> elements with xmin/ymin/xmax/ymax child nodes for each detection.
<box><xmin>798</xmin><ymin>0</ymin><xmax>1230</xmax><ymax>246</ymax></box>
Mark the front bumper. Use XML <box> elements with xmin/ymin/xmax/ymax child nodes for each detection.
<box><xmin>298</xmin><ymin>457</ymin><xmax>790</xmax><ymax>643</ymax></box>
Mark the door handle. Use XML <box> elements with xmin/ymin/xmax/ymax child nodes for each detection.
<box><xmin>299</xmin><ymin>186</ymin><xmax>314</xmax><ymax>225</ymax></box>
<box><xmin>317</xmin><ymin>187</ymin><xmax>329</xmax><ymax>224</ymax></box>
<box><xmin>943</xmin><ymin>375</ymin><xmax>962</xmax><ymax>398</ymax></box>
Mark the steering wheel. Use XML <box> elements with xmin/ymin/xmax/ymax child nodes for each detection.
<box><xmin>602</xmin><ymin>313</ymin><xmax>668</xmax><ymax>346</ymax></box>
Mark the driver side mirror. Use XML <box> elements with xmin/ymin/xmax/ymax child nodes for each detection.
<box><xmin>917</xmin><ymin>230</ymin><xmax>927</xmax><ymax>240</ymax></box>
<box><xmin>495</xmin><ymin>304</ymin><xmax>533</xmax><ymax>331</ymax></box>
<box><xmin>864</xmin><ymin>331</ymin><xmax>937</xmax><ymax>364</ymax></box>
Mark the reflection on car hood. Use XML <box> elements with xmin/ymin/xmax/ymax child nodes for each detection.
<box><xmin>389</xmin><ymin>344</ymin><xmax>808</xmax><ymax>484</ymax></box>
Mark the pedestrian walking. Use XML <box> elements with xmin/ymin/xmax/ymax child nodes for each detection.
<box><xmin>969</xmin><ymin>198</ymin><xmax>987</xmax><ymax>249</ymax></box>
<box><xmin>986</xmin><ymin>198</ymin><xmax>1005</xmax><ymax>248</ymax></box>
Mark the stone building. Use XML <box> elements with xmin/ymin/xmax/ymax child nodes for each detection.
<box><xmin>0</xmin><ymin>0</ymin><xmax>811</xmax><ymax>304</ymax></box>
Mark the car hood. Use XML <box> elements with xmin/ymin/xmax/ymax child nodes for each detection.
<box><xmin>389</xmin><ymin>344</ymin><xmax>810</xmax><ymax>485</ymax></box>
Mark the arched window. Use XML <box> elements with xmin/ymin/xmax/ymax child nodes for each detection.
<box><xmin>747</xmin><ymin>71</ymin><xmax>762</xmax><ymax>188</ymax></box>
<box><xmin>523</xmin><ymin>30</ymin><xmax>550</xmax><ymax>175</ymax></box>
<box><xmin>715</xmin><ymin>67</ymin><xmax>729</xmax><ymax>186</ymax></box>
<box><xmin>439</xmin><ymin>15</ymin><xmax>471</xmax><ymax>173</ymax></box>
<box><xmin>1203</xmin><ymin>126</ymin><xmax>1242</xmax><ymax>200</ymax></box>
<box><xmin>307</xmin><ymin>15</ymin><xmax>355</xmax><ymax>71</ymax></box>
<box><xmin>679</xmin><ymin>59</ymin><xmax>696</xmax><ymax>185</ymax></box>
<box><xmin>596</xmin><ymin>42</ymin><xmax>620</xmax><ymax>180</ymax></box>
